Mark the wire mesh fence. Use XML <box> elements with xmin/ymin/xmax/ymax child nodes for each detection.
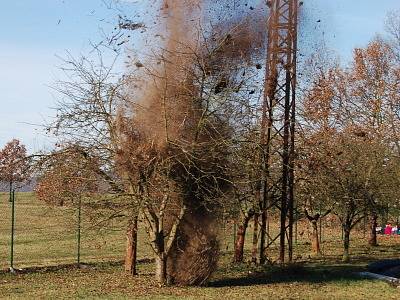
<box><xmin>1</xmin><ymin>192</ymin><xmax>397</xmax><ymax>272</ymax></box>
<box><xmin>1</xmin><ymin>192</ymin><xmax>289</xmax><ymax>271</ymax></box>
<box><xmin>0</xmin><ymin>192</ymin><xmax>153</xmax><ymax>271</ymax></box>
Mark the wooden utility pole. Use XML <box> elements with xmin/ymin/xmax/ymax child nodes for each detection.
<box><xmin>259</xmin><ymin>0</ymin><xmax>299</xmax><ymax>264</ymax></box>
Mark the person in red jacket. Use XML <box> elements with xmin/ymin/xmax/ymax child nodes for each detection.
<box><xmin>384</xmin><ymin>224</ymin><xmax>392</xmax><ymax>235</ymax></box>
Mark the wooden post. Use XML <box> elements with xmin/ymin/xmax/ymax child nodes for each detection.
<box><xmin>10</xmin><ymin>189</ymin><xmax>15</xmax><ymax>271</ymax></box>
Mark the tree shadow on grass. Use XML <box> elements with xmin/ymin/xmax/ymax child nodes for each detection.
<box><xmin>0</xmin><ymin>258</ymin><xmax>155</xmax><ymax>275</ymax></box>
<box><xmin>208</xmin><ymin>264</ymin><xmax>369</xmax><ymax>288</ymax></box>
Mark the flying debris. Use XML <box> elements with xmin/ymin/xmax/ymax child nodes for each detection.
<box><xmin>135</xmin><ymin>61</ymin><xmax>144</xmax><ymax>68</ymax></box>
<box><xmin>118</xmin><ymin>15</ymin><xmax>146</xmax><ymax>31</ymax></box>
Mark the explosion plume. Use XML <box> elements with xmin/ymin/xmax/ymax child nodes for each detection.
<box><xmin>119</xmin><ymin>0</ymin><xmax>268</xmax><ymax>285</ymax></box>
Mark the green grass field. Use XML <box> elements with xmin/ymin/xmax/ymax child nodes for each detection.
<box><xmin>1</xmin><ymin>193</ymin><xmax>400</xmax><ymax>299</ymax></box>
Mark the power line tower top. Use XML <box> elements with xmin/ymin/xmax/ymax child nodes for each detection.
<box><xmin>264</xmin><ymin>0</ymin><xmax>298</xmax><ymax>106</ymax></box>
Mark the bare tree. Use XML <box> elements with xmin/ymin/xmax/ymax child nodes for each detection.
<box><xmin>385</xmin><ymin>10</ymin><xmax>400</xmax><ymax>62</ymax></box>
<box><xmin>47</xmin><ymin>52</ymin><xmax>141</xmax><ymax>275</ymax></box>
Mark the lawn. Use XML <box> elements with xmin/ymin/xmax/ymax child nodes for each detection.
<box><xmin>1</xmin><ymin>255</ymin><xmax>399</xmax><ymax>299</ymax></box>
<box><xmin>1</xmin><ymin>193</ymin><xmax>400</xmax><ymax>299</ymax></box>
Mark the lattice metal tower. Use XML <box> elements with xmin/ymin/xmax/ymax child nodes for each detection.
<box><xmin>259</xmin><ymin>0</ymin><xmax>299</xmax><ymax>264</ymax></box>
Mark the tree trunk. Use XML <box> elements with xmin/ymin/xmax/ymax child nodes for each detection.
<box><xmin>259</xmin><ymin>210</ymin><xmax>267</xmax><ymax>264</ymax></box>
<box><xmin>368</xmin><ymin>213</ymin><xmax>378</xmax><ymax>247</ymax></box>
<box><xmin>342</xmin><ymin>225</ymin><xmax>351</xmax><ymax>262</ymax></box>
<box><xmin>125</xmin><ymin>216</ymin><xmax>138</xmax><ymax>276</ymax></box>
<box><xmin>234</xmin><ymin>212</ymin><xmax>253</xmax><ymax>263</ymax></box>
<box><xmin>304</xmin><ymin>209</ymin><xmax>330</xmax><ymax>257</ymax></box>
<box><xmin>155</xmin><ymin>254</ymin><xmax>167</xmax><ymax>286</ymax></box>
<box><xmin>311</xmin><ymin>220</ymin><xmax>321</xmax><ymax>256</ymax></box>
<box><xmin>251</xmin><ymin>213</ymin><xmax>259</xmax><ymax>264</ymax></box>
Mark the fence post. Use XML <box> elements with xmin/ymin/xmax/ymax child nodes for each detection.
<box><xmin>9</xmin><ymin>182</ymin><xmax>12</xmax><ymax>202</ymax></box>
<box><xmin>10</xmin><ymin>189</ymin><xmax>15</xmax><ymax>271</ymax></box>
<box><xmin>77</xmin><ymin>197</ymin><xmax>82</xmax><ymax>265</ymax></box>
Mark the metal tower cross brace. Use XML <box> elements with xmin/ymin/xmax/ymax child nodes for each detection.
<box><xmin>259</xmin><ymin>0</ymin><xmax>299</xmax><ymax>264</ymax></box>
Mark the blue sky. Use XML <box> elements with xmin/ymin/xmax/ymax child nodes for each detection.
<box><xmin>0</xmin><ymin>0</ymin><xmax>399</xmax><ymax>152</ymax></box>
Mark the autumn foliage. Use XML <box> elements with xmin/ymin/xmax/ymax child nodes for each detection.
<box><xmin>0</xmin><ymin>139</ymin><xmax>30</xmax><ymax>189</ymax></box>
<box><xmin>35</xmin><ymin>147</ymin><xmax>99</xmax><ymax>206</ymax></box>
